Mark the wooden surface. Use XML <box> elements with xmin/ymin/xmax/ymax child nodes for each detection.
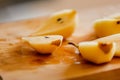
<box><xmin>0</xmin><ymin>4</ymin><xmax>120</xmax><ymax>80</ymax></box>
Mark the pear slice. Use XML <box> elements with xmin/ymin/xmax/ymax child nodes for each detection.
<box><xmin>94</xmin><ymin>19</ymin><xmax>120</xmax><ymax>37</ymax></box>
<box><xmin>95</xmin><ymin>33</ymin><xmax>120</xmax><ymax>56</ymax></box>
<box><xmin>78</xmin><ymin>41</ymin><xmax>116</xmax><ymax>64</ymax></box>
<box><xmin>22</xmin><ymin>35</ymin><xmax>63</xmax><ymax>54</ymax></box>
<box><xmin>31</xmin><ymin>9</ymin><xmax>77</xmax><ymax>38</ymax></box>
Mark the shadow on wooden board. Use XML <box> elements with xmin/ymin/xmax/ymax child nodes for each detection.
<box><xmin>68</xmin><ymin>68</ymin><xmax>120</xmax><ymax>80</ymax></box>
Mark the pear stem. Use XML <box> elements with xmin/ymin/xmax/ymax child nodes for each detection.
<box><xmin>68</xmin><ymin>42</ymin><xmax>79</xmax><ymax>48</ymax></box>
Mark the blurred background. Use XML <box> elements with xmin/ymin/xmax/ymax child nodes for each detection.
<box><xmin>0</xmin><ymin>0</ymin><xmax>120</xmax><ymax>23</ymax></box>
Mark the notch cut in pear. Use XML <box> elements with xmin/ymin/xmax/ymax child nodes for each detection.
<box><xmin>98</xmin><ymin>42</ymin><xmax>113</xmax><ymax>53</ymax></box>
<box><xmin>95</xmin><ymin>33</ymin><xmax>120</xmax><ymax>57</ymax></box>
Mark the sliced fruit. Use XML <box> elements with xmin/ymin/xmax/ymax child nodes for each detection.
<box><xmin>95</xmin><ymin>33</ymin><xmax>120</xmax><ymax>56</ymax></box>
<box><xmin>78</xmin><ymin>41</ymin><xmax>116</xmax><ymax>64</ymax></box>
<box><xmin>31</xmin><ymin>9</ymin><xmax>77</xmax><ymax>38</ymax></box>
<box><xmin>94</xmin><ymin>19</ymin><xmax>120</xmax><ymax>37</ymax></box>
<box><xmin>22</xmin><ymin>35</ymin><xmax>63</xmax><ymax>54</ymax></box>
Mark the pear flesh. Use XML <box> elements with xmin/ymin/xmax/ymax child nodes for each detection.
<box><xmin>94</xmin><ymin>19</ymin><xmax>120</xmax><ymax>37</ymax></box>
<box><xmin>22</xmin><ymin>35</ymin><xmax>63</xmax><ymax>54</ymax></box>
<box><xmin>31</xmin><ymin>9</ymin><xmax>77</xmax><ymax>38</ymax></box>
<box><xmin>78</xmin><ymin>41</ymin><xmax>116</xmax><ymax>64</ymax></box>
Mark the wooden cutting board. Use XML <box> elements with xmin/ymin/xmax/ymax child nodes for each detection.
<box><xmin>0</xmin><ymin>7</ymin><xmax>120</xmax><ymax>80</ymax></box>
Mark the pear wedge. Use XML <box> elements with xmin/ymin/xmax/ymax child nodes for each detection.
<box><xmin>94</xmin><ymin>19</ymin><xmax>120</xmax><ymax>37</ymax></box>
<box><xmin>22</xmin><ymin>35</ymin><xmax>63</xmax><ymax>54</ymax></box>
<box><xmin>78</xmin><ymin>41</ymin><xmax>116</xmax><ymax>64</ymax></box>
<box><xmin>31</xmin><ymin>9</ymin><xmax>77</xmax><ymax>38</ymax></box>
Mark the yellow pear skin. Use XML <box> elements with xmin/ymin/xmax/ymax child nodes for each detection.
<box><xmin>31</xmin><ymin>9</ymin><xmax>77</xmax><ymax>38</ymax></box>
<box><xmin>22</xmin><ymin>35</ymin><xmax>63</xmax><ymax>54</ymax></box>
<box><xmin>78</xmin><ymin>41</ymin><xmax>116</xmax><ymax>64</ymax></box>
